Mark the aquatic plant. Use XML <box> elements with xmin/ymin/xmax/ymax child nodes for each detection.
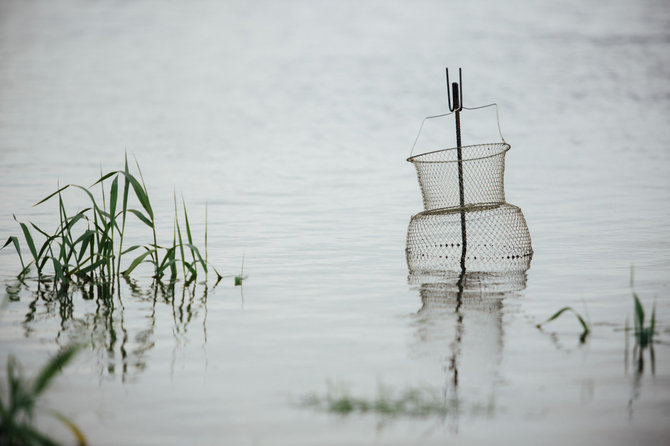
<box><xmin>632</xmin><ymin>292</ymin><xmax>656</xmax><ymax>349</ymax></box>
<box><xmin>629</xmin><ymin>268</ymin><xmax>656</xmax><ymax>348</ymax></box>
<box><xmin>625</xmin><ymin>267</ymin><xmax>658</xmax><ymax>375</ymax></box>
<box><xmin>300</xmin><ymin>382</ymin><xmax>491</xmax><ymax>418</ymax></box>
<box><xmin>234</xmin><ymin>254</ymin><xmax>247</xmax><ymax>286</ymax></box>
<box><xmin>536</xmin><ymin>306</ymin><xmax>591</xmax><ymax>343</ymax></box>
<box><xmin>2</xmin><ymin>155</ymin><xmax>222</xmax><ymax>289</ymax></box>
<box><xmin>0</xmin><ymin>344</ymin><xmax>87</xmax><ymax>446</ymax></box>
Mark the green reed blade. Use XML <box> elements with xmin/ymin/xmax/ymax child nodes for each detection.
<box><xmin>157</xmin><ymin>248</ymin><xmax>171</xmax><ymax>270</ymax></box>
<box><xmin>204</xmin><ymin>201</ymin><xmax>208</xmax><ymax>281</ymax></box>
<box><xmin>133</xmin><ymin>157</ymin><xmax>159</xmax><ymax>271</ymax></box>
<box><xmin>170</xmin><ymin>222</ymin><xmax>177</xmax><ymax>280</ymax></box>
<box><xmin>32</xmin><ymin>345</ymin><xmax>81</xmax><ymax>396</ymax></box>
<box><xmin>69</xmin><ymin>185</ymin><xmax>102</xmax><ymax>214</ymax></box>
<box><xmin>121</xmin><ymin>245</ymin><xmax>141</xmax><ymax>255</ymax></box>
<box><xmin>109</xmin><ymin>176</ymin><xmax>119</xmax><ymax>277</ymax></box>
<box><xmin>74</xmin><ymin>230</ymin><xmax>96</xmax><ymax>263</ymax></box>
<box><xmin>64</xmin><ymin>210</ymin><xmax>88</xmax><ymax>233</ymax></box>
<box><xmin>156</xmin><ymin>258</ymin><xmax>177</xmax><ymax>279</ymax></box>
<box><xmin>176</xmin><ymin>222</ymin><xmax>187</xmax><ymax>279</ymax></box>
<box><xmin>174</xmin><ymin>193</ymin><xmax>186</xmax><ymax>279</ymax></box>
<box><xmin>116</xmin><ymin>171</ymin><xmax>153</xmax><ymax>220</ymax></box>
<box><xmin>542</xmin><ymin>307</ymin><xmax>573</xmax><ymax>323</ymax></box>
<box><xmin>183</xmin><ymin>243</ymin><xmax>207</xmax><ymax>273</ymax></box>
<box><xmin>76</xmin><ymin>259</ymin><xmax>108</xmax><ymax>275</ymax></box>
<box><xmin>537</xmin><ymin>306</ymin><xmax>590</xmax><ymax>343</ymax></box>
<box><xmin>57</xmin><ymin>188</ymin><xmax>71</xmax><ymax>268</ymax></box>
<box><xmin>38</xmin><ymin>256</ymin><xmax>49</xmax><ymax>273</ymax></box>
<box><xmin>127</xmin><ymin>209</ymin><xmax>153</xmax><ymax>228</ymax></box>
<box><xmin>573</xmin><ymin>313</ymin><xmax>590</xmax><ymax>336</ymax></box>
<box><xmin>109</xmin><ymin>175</ymin><xmax>119</xmax><ymax>221</ymax></box>
<box><xmin>31</xmin><ymin>222</ymin><xmax>58</xmax><ymax>274</ymax></box>
<box><xmin>34</xmin><ymin>184</ymin><xmax>70</xmax><ymax>207</ymax></box>
<box><xmin>52</xmin><ymin>257</ymin><xmax>66</xmax><ymax>283</ymax></box>
<box><xmin>29</xmin><ymin>222</ymin><xmax>50</xmax><ymax>239</ymax></box>
<box><xmin>17</xmin><ymin>222</ymin><xmax>38</xmax><ymax>263</ymax></box>
<box><xmin>49</xmin><ymin>410</ymin><xmax>88</xmax><ymax>446</ymax></box>
<box><xmin>90</xmin><ymin>170</ymin><xmax>118</xmax><ymax>187</ymax></box>
<box><xmin>117</xmin><ymin>154</ymin><xmax>131</xmax><ymax>276</ymax></box>
<box><xmin>122</xmin><ymin>249</ymin><xmax>153</xmax><ymax>276</ymax></box>
<box><xmin>181</xmin><ymin>197</ymin><xmax>198</xmax><ymax>275</ymax></box>
<box><xmin>633</xmin><ymin>293</ymin><xmax>644</xmax><ymax>332</ymax></box>
<box><xmin>208</xmin><ymin>263</ymin><xmax>223</xmax><ymax>282</ymax></box>
<box><xmin>2</xmin><ymin>236</ymin><xmax>26</xmax><ymax>271</ymax></box>
<box><xmin>184</xmin><ymin>261</ymin><xmax>196</xmax><ymax>277</ymax></box>
<box><xmin>6</xmin><ymin>355</ymin><xmax>21</xmax><ymax>409</ymax></box>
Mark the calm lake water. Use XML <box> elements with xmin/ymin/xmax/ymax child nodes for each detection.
<box><xmin>1</xmin><ymin>0</ymin><xmax>669</xmax><ymax>444</ymax></box>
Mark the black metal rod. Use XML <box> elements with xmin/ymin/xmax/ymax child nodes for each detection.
<box><xmin>452</xmin><ymin>81</ymin><xmax>467</xmax><ymax>271</ymax></box>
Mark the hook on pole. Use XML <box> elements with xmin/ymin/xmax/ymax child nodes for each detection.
<box><xmin>446</xmin><ymin>68</ymin><xmax>463</xmax><ymax>112</ymax></box>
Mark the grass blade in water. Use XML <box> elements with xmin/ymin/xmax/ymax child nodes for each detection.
<box><xmin>122</xmin><ymin>249</ymin><xmax>154</xmax><ymax>276</ymax></box>
<box><xmin>18</xmin><ymin>222</ymin><xmax>38</xmax><ymax>264</ymax></box>
<box><xmin>2</xmin><ymin>236</ymin><xmax>26</xmax><ymax>272</ymax></box>
<box><xmin>537</xmin><ymin>306</ymin><xmax>590</xmax><ymax>343</ymax></box>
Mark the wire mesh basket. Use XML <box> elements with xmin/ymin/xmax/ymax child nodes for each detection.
<box><xmin>408</xmin><ymin>142</ymin><xmax>510</xmax><ymax>211</ymax></box>
<box><xmin>405</xmin><ymin>69</ymin><xmax>532</xmax><ymax>274</ymax></box>
<box><xmin>406</xmin><ymin>203</ymin><xmax>532</xmax><ymax>273</ymax></box>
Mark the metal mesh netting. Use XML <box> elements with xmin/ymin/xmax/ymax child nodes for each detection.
<box><xmin>406</xmin><ymin>95</ymin><xmax>532</xmax><ymax>274</ymax></box>
<box><xmin>406</xmin><ymin>203</ymin><xmax>532</xmax><ymax>273</ymax></box>
<box><xmin>408</xmin><ymin>143</ymin><xmax>509</xmax><ymax>210</ymax></box>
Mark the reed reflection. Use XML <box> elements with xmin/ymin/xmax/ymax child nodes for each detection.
<box><xmin>16</xmin><ymin>278</ymin><xmax>211</xmax><ymax>381</ymax></box>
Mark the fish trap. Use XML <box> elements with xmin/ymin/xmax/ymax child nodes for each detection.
<box><xmin>406</xmin><ymin>203</ymin><xmax>532</xmax><ymax>273</ymax></box>
<box><xmin>408</xmin><ymin>142</ymin><xmax>509</xmax><ymax>210</ymax></box>
<box><xmin>406</xmin><ymin>68</ymin><xmax>532</xmax><ymax>274</ymax></box>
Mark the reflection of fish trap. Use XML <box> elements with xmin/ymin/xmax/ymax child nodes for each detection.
<box><xmin>406</xmin><ymin>69</ymin><xmax>532</xmax><ymax>273</ymax></box>
<box><xmin>408</xmin><ymin>268</ymin><xmax>529</xmax><ymax>296</ymax></box>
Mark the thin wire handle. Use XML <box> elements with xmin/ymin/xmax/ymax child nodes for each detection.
<box><xmin>408</xmin><ymin>103</ymin><xmax>506</xmax><ymax>158</ymax></box>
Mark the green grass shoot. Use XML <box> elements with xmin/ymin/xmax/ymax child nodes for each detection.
<box><xmin>537</xmin><ymin>306</ymin><xmax>591</xmax><ymax>343</ymax></box>
<box><xmin>234</xmin><ymin>254</ymin><xmax>247</xmax><ymax>286</ymax></box>
<box><xmin>630</xmin><ymin>266</ymin><xmax>656</xmax><ymax>348</ymax></box>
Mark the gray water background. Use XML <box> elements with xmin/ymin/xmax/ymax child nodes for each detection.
<box><xmin>1</xmin><ymin>0</ymin><xmax>669</xmax><ymax>444</ymax></box>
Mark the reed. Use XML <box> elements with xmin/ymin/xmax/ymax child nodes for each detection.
<box><xmin>0</xmin><ymin>344</ymin><xmax>87</xmax><ymax>446</ymax></box>
<box><xmin>2</xmin><ymin>155</ymin><xmax>221</xmax><ymax>288</ymax></box>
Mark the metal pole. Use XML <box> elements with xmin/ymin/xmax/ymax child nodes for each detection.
<box><xmin>452</xmin><ymin>82</ymin><xmax>467</xmax><ymax>271</ymax></box>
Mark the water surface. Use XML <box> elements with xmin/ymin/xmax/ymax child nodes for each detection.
<box><xmin>1</xmin><ymin>0</ymin><xmax>669</xmax><ymax>444</ymax></box>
